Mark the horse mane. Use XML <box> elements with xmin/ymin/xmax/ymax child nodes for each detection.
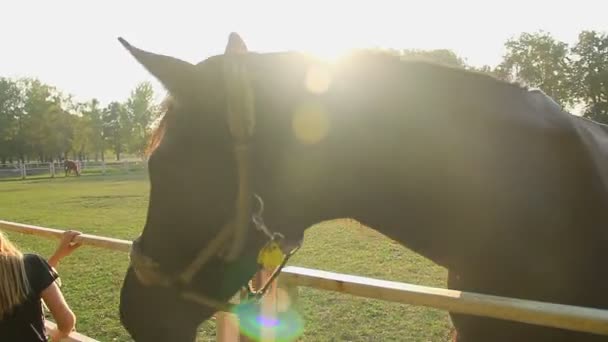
<box><xmin>407</xmin><ymin>59</ymin><xmax>529</xmax><ymax>97</ymax></box>
<box><xmin>343</xmin><ymin>48</ymin><xmax>528</xmax><ymax>91</ymax></box>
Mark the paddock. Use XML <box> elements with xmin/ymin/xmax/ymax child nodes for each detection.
<box><xmin>0</xmin><ymin>160</ymin><xmax>145</xmax><ymax>180</ymax></box>
<box><xmin>1</xmin><ymin>219</ymin><xmax>607</xmax><ymax>342</ymax></box>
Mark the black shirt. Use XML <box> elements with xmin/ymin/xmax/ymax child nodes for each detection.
<box><xmin>0</xmin><ymin>254</ymin><xmax>59</xmax><ymax>342</ymax></box>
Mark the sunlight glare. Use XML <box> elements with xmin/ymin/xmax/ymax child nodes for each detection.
<box><xmin>232</xmin><ymin>300</ymin><xmax>304</xmax><ymax>342</ymax></box>
<box><xmin>292</xmin><ymin>102</ymin><xmax>330</xmax><ymax>145</ymax></box>
<box><xmin>305</xmin><ymin>46</ymin><xmax>348</xmax><ymax>62</ymax></box>
<box><xmin>305</xmin><ymin>64</ymin><xmax>332</xmax><ymax>94</ymax></box>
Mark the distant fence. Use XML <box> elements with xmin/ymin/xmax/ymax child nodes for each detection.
<box><xmin>1</xmin><ymin>220</ymin><xmax>607</xmax><ymax>341</ymax></box>
<box><xmin>0</xmin><ymin>160</ymin><xmax>146</xmax><ymax>180</ymax></box>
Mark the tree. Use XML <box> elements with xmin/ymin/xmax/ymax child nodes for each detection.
<box><xmin>400</xmin><ymin>49</ymin><xmax>467</xmax><ymax>68</ymax></box>
<box><xmin>570</xmin><ymin>30</ymin><xmax>608</xmax><ymax>123</ymax></box>
<box><xmin>43</xmin><ymin>104</ymin><xmax>74</xmax><ymax>161</ymax></box>
<box><xmin>497</xmin><ymin>31</ymin><xmax>572</xmax><ymax>106</ymax></box>
<box><xmin>125</xmin><ymin>82</ymin><xmax>159</xmax><ymax>156</ymax></box>
<box><xmin>71</xmin><ymin>104</ymin><xmax>93</xmax><ymax>161</ymax></box>
<box><xmin>20</xmin><ymin>78</ymin><xmax>73</xmax><ymax>162</ymax></box>
<box><xmin>0</xmin><ymin>78</ymin><xmax>24</xmax><ymax>163</ymax></box>
<box><xmin>80</xmin><ymin>99</ymin><xmax>104</xmax><ymax>161</ymax></box>
<box><xmin>20</xmin><ymin>79</ymin><xmax>46</xmax><ymax>159</ymax></box>
<box><xmin>467</xmin><ymin>65</ymin><xmax>503</xmax><ymax>79</ymax></box>
<box><xmin>102</xmin><ymin>102</ymin><xmax>130</xmax><ymax>160</ymax></box>
<box><xmin>0</xmin><ymin>77</ymin><xmax>165</xmax><ymax>163</ymax></box>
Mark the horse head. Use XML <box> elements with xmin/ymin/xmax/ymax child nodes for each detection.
<box><xmin>118</xmin><ymin>33</ymin><xmax>306</xmax><ymax>341</ymax></box>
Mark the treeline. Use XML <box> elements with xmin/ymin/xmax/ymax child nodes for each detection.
<box><xmin>383</xmin><ymin>30</ymin><xmax>608</xmax><ymax>122</ymax></box>
<box><xmin>0</xmin><ymin>79</ymin><xmax>159</xmax><ymax>164</ymax></box>
<box><xmin>1</xmin><ymin>30</ymin><xmax>607</xmax><ymax>164</ymax></box>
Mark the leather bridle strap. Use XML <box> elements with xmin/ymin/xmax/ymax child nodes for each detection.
<box><xmin>221</xmin><ymin>49</ymin><xmax>255</xmax><ymax>262</ymax></box>
<box><xmin>176</xmin><ymin>50</ymin><xmax>257</xmax><ymax>283</ymax></box>
<box><xmin>177</xmin><ymin>220</ymin><xmax>237</xmax><ymax>284</ymax></box>
<box><xmin>130</xmin><ymin>45</ymin><xmax>256</xmax><ymax>285</ymax></box>
<box><xmin>128</xmin><ymin>35</ymin><xmax>278</xmax><ymax>312</ymax></box>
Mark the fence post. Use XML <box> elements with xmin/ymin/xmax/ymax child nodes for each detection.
<box><xmin>216</xmin><ymin>291</ymin><xmax>242</xmax><ymax>342</ymax></box>
<box><xmin>238</xmin><ymin>268</ymin><xmax>280</xmax><ymax>342</ymax></box>
<box><xmin>260</xmin><ymin>268</ymin><xmax>278</xmax><ymax>342</ymax></box>
<box><xmin>20</xmin><ymin>162</ymin><xmax>26</xmax><ymax>179</ymax></box>
<box><xmin>49</xmin><ymin>162</ymin><xmax>55</xmax><ymax>178</ymax></box>
<box><xmin>278</xmin><ymin>275</ymin><xmax>298</xmax><ymax>312</ymax></box>
<box><xmin>101</xmin><ymin>160</ymin><xmax>106</xmax><ymax>175</ymax></box>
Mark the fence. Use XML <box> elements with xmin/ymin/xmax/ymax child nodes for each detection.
<box><xmin>0</xmin><ymin>220</ymin><xmax>607</xmax><ymax>341</ymax></box>
<box><xmin>0</xmin><ymin>160</ymin><xmax>146</xmax><ymax>180</ymax></box>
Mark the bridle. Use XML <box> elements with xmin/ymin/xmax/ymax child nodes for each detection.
<box><xmin>129</xmin><ymin>195</ymin><xmax>299</xmax><ymax>312</ymax></box>
<box><xmin>127</xmin><ymin>34</ymin><xmax>300</xmax><ymax>312</ymax></box>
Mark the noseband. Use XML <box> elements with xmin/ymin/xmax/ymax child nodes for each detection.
<box><xmin>128</xmin><ymin>51</ymin><xmax>299</xmax><ymax>311</ymax></box>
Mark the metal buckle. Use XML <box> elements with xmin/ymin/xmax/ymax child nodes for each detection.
<box><xmin>252</xmin><ymin>193</ymin><xmax>284</xmax><ymax>241</ymax></box>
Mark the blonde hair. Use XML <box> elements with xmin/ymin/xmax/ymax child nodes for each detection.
<box><xmin>0</xmin><ymin>230</ymin><xmax>30</xmax><ymax>319</ymax></box>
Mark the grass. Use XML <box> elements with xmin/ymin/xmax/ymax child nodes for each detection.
<box><xmin>0</xmin><ymin>173</ymin><xmax>451</xmax><ymax>341</ymax></box>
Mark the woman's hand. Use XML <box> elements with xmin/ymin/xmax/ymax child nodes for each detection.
<box><xmin>48</xmin><ymin>231</ymin><xmax>82</xmax><ymax>268</ymax></box>
<box><xmin>48</xmin><ymin>327</ymin><xmax>68</xmax><ymax>341</ymax></box>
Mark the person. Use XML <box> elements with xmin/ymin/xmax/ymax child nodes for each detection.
<box><xmin>0</xmin><ymin>230</ymin><xmax>82</xmax><ymax>341</ymax></box>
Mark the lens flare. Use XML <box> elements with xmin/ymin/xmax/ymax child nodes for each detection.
<box><xmin>232</xmin><ymin>300</ymin><xmax>304</xmax><ymax>342</ymax></box>
<box><xmin>292</xmin><ymin>102</ymin><xmax>330</xmax><ymax>145</ymax></box>
<box><xmin>256</xmin><ymin>315</ymin><xmax>280</xmax><ymax>327</ymax></box>
<box><xmin>305</xmin><ymin>64</ymin><xmax>331</xmax><ymax>94</ymax></box>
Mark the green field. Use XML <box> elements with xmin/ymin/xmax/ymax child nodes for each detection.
<box><xmin>0</xmin><ymin>172</ymin><xmax>451</xmax><ymax>341</ymax></box>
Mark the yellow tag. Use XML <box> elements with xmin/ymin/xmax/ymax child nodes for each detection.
<box><xmin>257</xmin><ymin>241</ymin><xmax>285</xmax><ymax>269</ymax></box>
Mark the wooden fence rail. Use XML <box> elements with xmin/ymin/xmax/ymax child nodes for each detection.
<box><xmin>0</xmin><ymin>220</ymin><xmax>132</xmax><ymax>252</ymax></box>
<box><xmin>44</xmin><ymin>321</ymin><xmax>99</xmax><ymax>342</ymax></box>
<box><xmin>1</xmin><ymin>219</ymin><xmax>608</xmax><ymax>341</ymax></box>
<box><xmin>280</xmin><ymin>267</ymin><xmax>608</xmax><ymax>336</ymax></box>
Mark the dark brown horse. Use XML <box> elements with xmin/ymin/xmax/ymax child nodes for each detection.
<box><xmin>117</xmin><ymin>33</ymin><xmax>608</xmax><ymax>341</ymax></box>
<box><xmin>64</xmin><ymin>160</ymin><xmax>80</xmax><ymax>177</ymax></box>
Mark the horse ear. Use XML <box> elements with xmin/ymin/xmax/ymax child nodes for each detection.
<box><xmin>118</xmin><ymin>37</ymin><xmax>195</xmax><ymax>98</ymax></box>
<box><xmin>225</xmin><ymin>32</ymin><xmax>248</xmax><ymax>55</ymax></box>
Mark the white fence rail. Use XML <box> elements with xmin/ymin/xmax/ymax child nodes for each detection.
<box><xmin>1</xmin><ymin>220</ymin><xmax>607</xmax><ymax>341</ymax></box>
<box><xmin>0</xmin><ymin>160</ymin><xmax>145</xmax><ymax>180</ymax></box>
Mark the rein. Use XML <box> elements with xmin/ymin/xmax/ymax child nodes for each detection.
<box><xmin>128</xmin><ymin>37</ymin><xmax>299</xmax><ymax>312</ymax></box>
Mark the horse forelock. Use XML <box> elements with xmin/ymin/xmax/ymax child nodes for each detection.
<box><xmin>145</xmin><ymin>95</ymin><xmax>174</xmax><ymax>156</ymax></box>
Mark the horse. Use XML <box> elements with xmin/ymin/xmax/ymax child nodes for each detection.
<box><xmin>64</xmin><ymin>159</ymin><xmax>80</xmax><ymax>177</ymax></box>
<box><xmin>116</xmin><ymin>33</ymin><xmax>608</xmax><ymax>342</ymax></box>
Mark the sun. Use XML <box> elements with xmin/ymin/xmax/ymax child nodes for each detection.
<box><xmin>309</xmin><ymin>48</ymin><xmax>346</xmax><ymax>62</ymax></box>
<box><xmin>302</xmin><ymin>42</ymin><xmax>349</xmax><ymax>63</ymax></box>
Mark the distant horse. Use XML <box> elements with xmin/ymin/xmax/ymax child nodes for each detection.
<box><xmin>117</xmin><ymin>33</ymin><xmax>608</xmax><ymax>342</ymax></box>
<box><xmin>64</xmin><ymin>160</ymin><xmax>80</xmax><ymax>177</ymax></box>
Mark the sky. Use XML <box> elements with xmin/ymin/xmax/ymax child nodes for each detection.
<box><xmin>1</xmin><ymin>0</ymin><xmax>606</xmax><ymax>106</ymax></box>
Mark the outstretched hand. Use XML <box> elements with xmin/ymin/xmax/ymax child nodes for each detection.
<box><xmin>48</xmin><ymin>230</ymin><xmax>82</xmax><ymax>268</ymax></box>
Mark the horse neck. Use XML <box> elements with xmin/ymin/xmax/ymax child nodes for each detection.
<box><xmin>251</xmin><ymin>58</ymin><xmax>527</xmax><ymax>269</ymax></box>
<box><xmin>252</xmin><ymin>100</ymin><xmax>459</xmax><ymax>269</ymax></box>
